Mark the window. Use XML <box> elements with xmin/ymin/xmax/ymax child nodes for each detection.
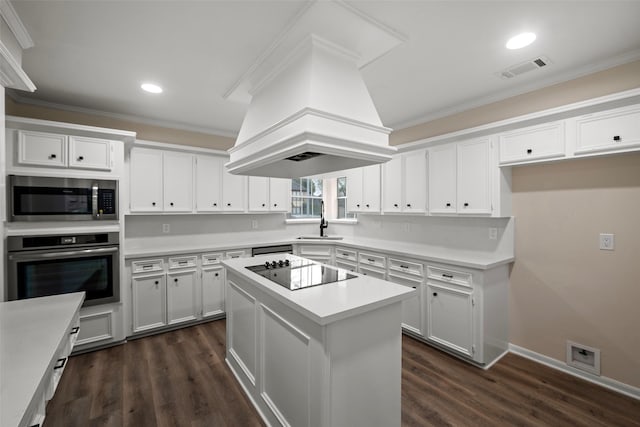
<box><xmin>291</xmin><ymin>178</ymin><xmax>323</xmax><ymax>218</ymax></box>
<box><xmin>289</xmin><ymin>176</ymin><xmax>355</xmax><ymax>220</ymax></box>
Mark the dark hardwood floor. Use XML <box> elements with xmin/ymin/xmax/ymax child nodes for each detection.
<box><xmin>44</xmin><ymin>320</ymin><xmax>640</xmax><ymax>427</ymax></box>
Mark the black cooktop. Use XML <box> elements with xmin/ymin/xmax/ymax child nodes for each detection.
<box><xmin>246</xmin><ymin>258</ymin><xmax>357</xmax><ymax>290</ymax></box>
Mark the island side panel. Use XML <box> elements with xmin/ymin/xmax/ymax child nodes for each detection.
<box><xmin>326</xmin><ymin>302</ymin><xmax>403</xmax><ymax>427</ymax></box>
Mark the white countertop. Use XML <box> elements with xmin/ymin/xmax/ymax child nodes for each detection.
<box><xmin>125</xmin><ymin>235</ymin><xmax>514</xmax><ymax>270</ymax></box>
<box><xmin>223</xmin><ymin>254</ymin><xmax>416</xmax><ymax>326</ymax></box>
<box><xmin>0</xmin><ymin>293</ymin><xmax>85</xmax><ymax>427</ymax></box>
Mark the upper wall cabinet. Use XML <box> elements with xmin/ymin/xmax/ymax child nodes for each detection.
<box><xmin>382</xmin><ymin>149</ymin><xmax>427</xmax><ymax>214</ymax></box>
<box><xmin>573</xmin><ymin>104</ymin><xmax>640</xmax><ymax>155</ymax></box>
<box><xmin>498</xmin><ymin>121</ymin><xmax>565</xmax><ymax>165</ymax></box>
<box><xmin>346</xmin><ymin>164</ymin><xmax>381</xmax><ymax>213</ymax></box>
<box><xmin>221</xmin><ymin>166</ymin><xmax>246</xmax><ymax>212</ymax></box>
<box><xmin>17</xmin><ymin>130</ymin><xmax>113</xmax><ymax>171</ymax></box>
<box><xmin>248</xmin><ymin>176</ymin><xmax>291</xmax><ymax>212</ymax></box>
<box><xmin>428</xmin><ymin>137</ymin><xmax>506</xmax><ymax>217</ymax></box>
<box><xmin>195</xmin><ymin>155</ymin><xmax>223</xmax><ymax>212</ymax></box>
<box><xmin>130</xmin><ymin>148</ymin><xmax>193</xmax><ymax>213</ymax></box>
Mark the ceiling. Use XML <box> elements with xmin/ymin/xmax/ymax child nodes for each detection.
<box><xmin>9</xmin><ymin>1</ymin><xmax>640</xmax><ymax>138</ymax></box>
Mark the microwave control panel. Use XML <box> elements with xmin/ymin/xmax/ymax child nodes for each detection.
<box><xmin>98</xmin><ymin>189</ymin><xmax>116</xmax><ymax>215</ymax></box>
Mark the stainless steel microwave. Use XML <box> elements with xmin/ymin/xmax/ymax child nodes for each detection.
<box><xmin>8</xmin><ymin>175</ymin><xmax>118</xmax><ymax>221</ymax></box>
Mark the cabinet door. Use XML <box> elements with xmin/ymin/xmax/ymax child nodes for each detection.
<box><xmin>132</xmin><ymin>274</ymin><xmax>166</xmax><ymax>333</ymax></box>
<box><xmin>222</xmin><ymin>168</ymin><xmax>246</xmax><ymax>211</ymax></box>
<box><xmin>403</xmin><ymin>149</ymin><xmax>427</xmax><ymax>213</ymax></box>
<box><xmin>167</xmin><ymin>270</ymin><xmax>198</xmax><ymax>325</ymax></box>
<box><xmin>388</xmin><ymin>273</ymin><xmax>423</xmax><ymax>336</ymax></box>
<box><xmin>248</xmin><ymin>176</ymin><xmax>269</xmax><ymax>211</ymax></box>
<box><xmin>382</xmin><ymin>155</ymin><xmax>402</xmax><ymax>213</ymax></box>
<box><xmin>130</xmin><ymin>148</ymin><xmax>163</xmax><ymax>212</ymax></box>
<box><xmin>202</xmin><ymin>267</ymin><xmax>225</xmax><ymax>318</ymax></box>
<box><xmin>362</xmin><ymin>164</ymin><xmax>381</xmax><ymax>212</ymax></box>
<box><xmin>195</xmin><ymin>155</ymin><xmax>223</xmax><ymax>212</ymax></box>
<box><xmin>499</xmin><ymin>122</ymin><xmax>565</xmax><ymax>164</ymax></box>
<box><xmin>575</xmin><ymin>104</ymin><xmax>640</xmax><ymax>154</ymax></box>
<box><xmin>17</xmin><ymin>130</ymin><xmax>67</xmax><ymax>168</ymax></box>
<box><xmin>427</xmin><ymin>283</ymin><xmax>473</xmax><ymax>358</ymax></box>
<box><xmin>345</xmin><ymin>168</ymin><xmax>363</xmax><ymax>212</ymax></box>
<box><xmin>428</xmin><ymin>144</ymin><xmax>456</xmax><ymax>214</ymax></box>
<box><xmin>269</xmin><ymin>178</ymin><xmax>291</xmax><ymax>212</ymax></box>
<box><xmin>163</xmin><ymin>152</ymin><xmax>193</xmax><ymax>212</ymax></box>
<box><xmin>68</xmin><ymin>136</ymin><xmax>112</xmax><ymax>170</ymax></box>
<box><xmin>457</xmin><ymin>138</ymin><xmax>491</xmax><ymax>215</ymax></box>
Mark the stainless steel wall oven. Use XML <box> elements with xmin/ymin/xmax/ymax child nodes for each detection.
<box><xmin>7</xmin><ymin>232</ymin><xmax>120</xmax><ymax>306</ymax></box>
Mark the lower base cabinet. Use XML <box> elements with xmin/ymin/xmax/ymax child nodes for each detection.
<box><xmin>426</xmin><ymin>282</ymin><xmax>474</xmax><ymax>358</ymax></box>
<box><xmin>202</xmin><ymin>266</ymin><xmax>225</xmax><ymax>317</ymax></box>
<box><xmin>132</xmin><ymin>273</ymin><xmax>167</xmax><ymax>333</ymax></box>
<box><xmin>167</xmin><ymin>270</ymin><xmax>198</xmax><ymax>325</ymax></box>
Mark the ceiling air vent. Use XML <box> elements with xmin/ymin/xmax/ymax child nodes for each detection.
<box><xmin>499</xmin><ymin>56</ymin><xmax>551</xmax><ymax>79</ymax></box>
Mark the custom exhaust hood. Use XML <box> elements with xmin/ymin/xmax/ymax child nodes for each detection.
<box><xmin>224</xmin><ymin>1</ymin><xmax>405</xmax><ymax>178</ymax></box>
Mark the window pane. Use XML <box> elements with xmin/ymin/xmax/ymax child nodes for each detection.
<box><xmin>337</xmin><ymin>177</ymin><xmax>346</xmax><ymax>197</ymax></box>
<box><xmin>338</xmin><ymin>199</ymin><xmax>346</xmax><ymax>219</ymax></box>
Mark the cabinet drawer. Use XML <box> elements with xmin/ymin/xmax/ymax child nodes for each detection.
<box><xmin>427</xmin><ymin>265</ymin><xmax>472</xmax><ymax>288</ymax></box>
<box><xmin>168</xmin><ymin>256</ymin><xmax>197</xmax><ymax>270</ymax></box>
<box><xmin>335</xmin><ymin>247</ymin><xmax>357</xmax><ymax>262</ymax></box>
<box><xmin>132</xmin><ymin>259</ymin><xmax>164</xmax><ymax>274</ymax></box>
<box><xmin>499</xmin><ymin>121</ymin><xmax>565</xmax><ymax>164</ymax></box>
<box><xmin>359</xmin><ymin>252</ymin><xmax>386</xmax><ymax>269</ymax></box>
<box><xmin>575</xmin><ymin>104</ymin><xmax>640</xmax><ymax>154</ymax></box>
<box><xmin>387</xmin><ymin>271</ymin><xmax>422</xmax><ymax>289</ymax></box>
<box><xmin>225</xmin><ymin>249</ymin><xmax>250</xmax><ymax>259</ymax></box>
<box><xmin>335</xmin><ymin>259</ymin><xmax>357</xmax><ymax>272</ymax></box>
<box><xmin>388</xmin><ymin>258</ymin><xmax>424</xmax><ymax>277</ymax></box>
<box><xmin>202</xmin><ymin>252</ymin><xmax>224</xmax><ymax>265</ymax></box>
<box><xmin>298</xmin><ymin>245</ymin><xmax>333</xmax><ymax>257</ymax></box>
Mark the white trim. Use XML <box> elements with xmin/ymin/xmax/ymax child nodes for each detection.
<box><xmin>393</xmin><ymin>50</ymin><xmax>640</xmax><ymax>131</ymax></box>
<box><xmin>5</xmin><ymin>114</ymin><xmax>136</xmax><ymax>142</ymax></box>
<box><xmin>6</xmin><ymin>91</ymin><xmax>238</xmax><ymax>138</ymax></box>
<box><xmin>509</xmin><ymin>343</ymin><xmax>640</xmax><ymax>400</ymax></box>
<box><xmin>0</xmin><ymin>0</ymin><xmax>34</xmax><ymax>49</ymax></box>
<box><xmin>0</xmin><ymin>40</ymin><xmax>35</xmax><ymax>91</ymax></box>
<box><xmin>397</xmin><ymin>87</ymin><xmax>640</xmax><ymax>151</ymax></box>
<box><xmin>134</xmin><ymin>138</ymin><xmax>229</xmax><ymax>156</ymax></box>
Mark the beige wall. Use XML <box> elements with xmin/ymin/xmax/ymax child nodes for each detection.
<box><xmin>511</xmin><ymin>153</ymin><xmax>640</xmax><ymax>388</ymax></box>
<box><xmin>5</xmin><ymin>96</ymin><xmax>235</xmax><ymax>150</ymax></box>
<box><xmin>391</xmin><ymin>59</ymin><xmax>640</xmax><ymax>145</ymax></box>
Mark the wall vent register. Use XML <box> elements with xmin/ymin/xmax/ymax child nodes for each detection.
<box><xmin>246</xmin><ymin>258</ymin><xmax>356</xmax><ymax>290</ymax></box>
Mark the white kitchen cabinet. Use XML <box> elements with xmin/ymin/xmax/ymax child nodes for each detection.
<box><xmin>427</xmin><ymin>281</ymin><xmax>474</xmax><ymax>358</ymax></box>
<box><xmin>195</xmin><ymin>155</ymin><xmax>223</xmax><ymax>212</ymax></box>
<box><xmin>248</xmin><ymin>176</ymin><xmax>269</xmax><ymax>211</ymax></box>
<box><xmin>428</xmin><ymin>138</ymin><xmax>492</xmax><ymax>216</ymax></box>
<box><xmin>68</xmin><ymin>135</ymin><xmax>113</xmax><ymax>170</ymax></box>
<box><xmin>346</xmin><ymin>164</ymin><xmax>380</xmax><ymax>213</ymax></box>
<box><xmin>202</xmin><ymin>266</ymin><xmax>225</xmax><ymax>318</ymax></box>
<box><xmin>574</xmin><ymin>103</ymin><xmax>640</xmax><ymax>155</ymax></box>
<box><xmin>296</xmin><ymin>244</ymin><xmax>334</xmax><ymax>265</ymax></box>
<box><xmin>457</xmin><ymin>138</ymin><xmax>491</xmax><ymax>214</ymax></box>
<box><xmin>428</xmin><ymin>143</ymin><xmax>457</xmax><ymax>214</ymax></box>
<box><xmin>499</xmin><ymin>121</ymin><xmax>566</xmax><ymax>165</ymax></box>
<box><xmin>132</xmin><ymin>273</ymin><xmax>167</xmax><ymax>333</ymax></box>
<box><xmin>130</xmin><ymin>147</ymin><xmax>163</xmax><ymax>212</ymax></box>
<box><xmin>387</xmin><ymin>257</ymin><xmax>425</xmax><ymax>336</ymax></box>
<box><xmin>382</xmin><ymin>149</ymin><xmax>427</xmax><ymax>213</ymax></box>
<box><xmin>222</xmin><ymin>167</ymin><xmax>246</xmax><ymax>212</ymax></box>
<box><xmin>269</xmin><ymin>177</ymin><xmax>291</xmax><ymax>212</ymax></box>
<box><xmin>17</xmin><ymin>130</ymin><xmax>113</xmax><ymax>171</ymax></box>
<box><xmin>163</xmin><ymin>151</ymin><xmax>194</xmax><ymax>212</ymax></box>
<box><xmin>167</xmin><ymin>269</ymin><xmax>198</xmax><ymax>325</ymax></box>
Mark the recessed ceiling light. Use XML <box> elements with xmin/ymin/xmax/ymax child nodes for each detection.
<box><xmin>141</xmin><ymin>83</ymin><xmax>163</xmax><ymax>94</ymax></box>
<box><xmin>506</xmin><ymin>32</ymin><xmax>536</xmax><ymax>50</ymax></box>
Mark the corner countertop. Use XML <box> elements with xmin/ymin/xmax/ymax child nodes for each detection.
<box><xmin>125</xmin><ymin>235</ymin><xmax>513</xmax><ymax>270</ymax></box>
<box><xmin>0</xmin><ymin>293</ymin><xmax>85</xmax><ymax>427</ymax></box>
<box><xmin>223</xmin><ymin>254</ymin><xmax>416</xmax><ymax>326</ymax></box>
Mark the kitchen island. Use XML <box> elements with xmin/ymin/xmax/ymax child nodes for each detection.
<box><xmin>222</xmin><ymin>254</ymin><xmax>415</xmax><ymax>427</ymax></box>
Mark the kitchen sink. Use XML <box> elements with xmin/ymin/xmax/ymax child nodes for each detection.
<box><xmin>296</xmin><ymin>235</ymin><xmax>344</xmax><ymax>240</ymax></box>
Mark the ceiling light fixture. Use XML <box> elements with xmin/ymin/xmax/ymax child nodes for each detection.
<box><xmin>506</xmin><ymin>32</ymin><xmax>536</xmax><ymax>50</ymax></box>
<box><xmin>141</xmin><ymin>82</ymin><xmax>163</xmax><ymax>94</ymax></box>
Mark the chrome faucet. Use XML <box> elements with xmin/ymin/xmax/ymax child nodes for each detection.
<box><xmin>320</xmin><ymin>200</ymin><xmax>328</xmax><ymax>237</ymax></box>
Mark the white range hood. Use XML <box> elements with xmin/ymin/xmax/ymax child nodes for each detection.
<box><xmin>224</xmin><ymin>1</ymin><xmax>405</xmax><ymax>178</ymax></box>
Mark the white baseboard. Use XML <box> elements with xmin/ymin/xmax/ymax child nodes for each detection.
<box><xmin>509</xmin><ymin>343</ymin><xmax>640</xmax><ymax>401</ymax></box>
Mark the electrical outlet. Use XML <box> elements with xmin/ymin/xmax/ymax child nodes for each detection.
<box><xmin>489</xmin><ymin>227</ymin><xmax>498</xmax><ymax>240</ymax></box>
<box><xmin>251</xmin><ymin>220</ymin><xmax>258</xmax><ymax>230</ymax></box>
<box><xmin>599</xmin><ymin>233</ymin><xmax>614</xmax><ymax>250</ymax></box>
<box><xmin>162</xmin><ymin>223</ymin><xmax>170</xmax><ymax>234</ymax></box>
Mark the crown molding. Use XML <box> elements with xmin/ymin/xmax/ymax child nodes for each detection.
<box><xmin>7</xmin><ymin>91</ymin><xmax>239</xmax><ymax>138</ymax></box>
<box><xmin>0</xmin><ymin>40</ymin><xmax>35</xmax><ymax>91</ymax></box>
<box><xmin>0</xmin><ymin>0</ymin><xmax>34</xmax><ymax>49</ymax></box>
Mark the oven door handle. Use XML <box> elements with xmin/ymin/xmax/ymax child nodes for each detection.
<box><xmin>92</xmin><ymin>183</ymin><xmax>99</xmax><ymax>218</ymax></box>
<box><xmin>9</xmin><ymin>247</ymin><xmax>119</xmax><ymax>260</ymax></box>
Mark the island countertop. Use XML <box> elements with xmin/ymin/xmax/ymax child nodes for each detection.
<box><xmin>222</xmin><ymin>254</ymin><xmax>416</xmax><ymax>326</ymax></box>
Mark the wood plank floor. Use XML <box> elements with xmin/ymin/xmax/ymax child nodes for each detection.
<box><xmin>43</xmin><ymin>319</ymin><xmax>640</xmax><ymax>427</ymax></box>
